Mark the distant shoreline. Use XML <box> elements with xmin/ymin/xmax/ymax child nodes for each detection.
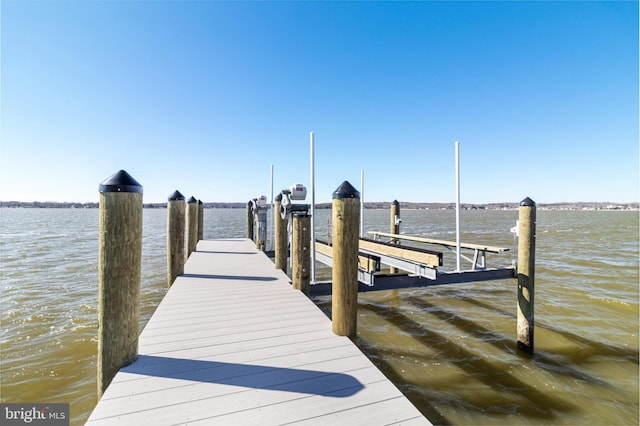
<box><xmin>1</xmin><ymin>201</ymin><xmax>638</xmax><ymax>211</ymax></box>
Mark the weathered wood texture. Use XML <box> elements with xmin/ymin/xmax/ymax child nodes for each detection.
<box><xmin>246</xmin><ymin>201</ymin><xmax>254</xmax><ymax>240</ymax></box>
<box><xmin>517</xmin><ymin>198</ymin><xmax>536</xmax><ymax>353</ymax></box>
<box><xmin>274</xmin><ymin>197</ymin><xmax>288</xmax><ymax>273</ymax></box>
<box><xmin>197</xmin><ymin>200</ymin><xmax>204</xmax><ymax>241</ymax></box>
<box><xmin>292</xmin><ymin>214</ymin><xmax>311</xmax><ymax>295</ymax></box>
<box><xmin>331</xmin><ymin>195</ymin><xmax>360</xmax><ymax>338</ymax></box>
<box><xmin>166</xmin><ymin>197</ymin><xmax>185</xmax><ymax>287</ymax></box>
<box><xmin>315</xmin><ymin>240</ymin><xmax>379</xmax><ymax>274</ymax></box>
<box><xmin>359</xmin><ymin>238</ymin><xmax>442</xmax><ymax>268</ymax></box>
<box><xmin>98</xmin><ymin>191</ymin><xmax>142</xmax><ymax>396</ymax></box>
<box><xmin>186</xmin><ymin>197</ymin><xmax>198</xmax><ymax>260</ymax></box>
<box><xmin>88</xmin><ymin>238</ymin><xmax>430</xmax><ymax>425</ymax></box>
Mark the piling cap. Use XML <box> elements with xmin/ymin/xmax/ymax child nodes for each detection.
<box><xmin>275</xmin><ymin>193</ymin><xmax>283</xmax><ymax>202</ymax></box>
<box><xmin>99</xmin><ymin>170</ymin><xmax>143</xmax><ymax>193</ymax></box>
<box><xmin>520</xmin><ymin>197</ymin><xmax>536</xmax><ymax>207</ymax></box>
<box><xmin>392</xmin><ymin>200</ymin><xmax>399</xmax><ymax>206</ymax></box>
<box><xmin>168</xmin><ymin>190</ymin><xmax>185</xmax><ymax>201</ymax></box>
<box><xmin>332</xmin><ymin>181</ymin><xmax>360</xmax><ymax>200</ymax></box>
<box><xmin>187</xmin><ymin>196</ymin><xmax>198</xmax><ymax>203</ymax></box>
<box><xmin>198</xmin><ymin>200</ymin><xmax>203</xmax><ymax>205</ymax></box>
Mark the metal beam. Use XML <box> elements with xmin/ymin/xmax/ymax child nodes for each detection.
<box><xmin>316</xmin><ymin>239</ymin><xmax>433</xmax><ymax>280</ymax></box>
<box><xmin>310</xmin><ymin>267</ymin><xmax>516</xmax><ymax>296</ymax></box>
<box><xmin>359</xmin><ymin>248</ymin><xmax>436</xmax><ymax>280</ymax></box>
<box><xmin>315</xmin><ymin>249</ymin><xmax>376</xmax><ymax>286</ymax></box>
<box><xmin>359</xmin><ymin>237</ymin><xmax>442</xmax><ymax>267</ymax></box>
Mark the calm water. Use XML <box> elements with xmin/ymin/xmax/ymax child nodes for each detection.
<box><xmin>1</xmin><ymin>208</ymin><xmax>638</xmax><ymax>425</ymax></box>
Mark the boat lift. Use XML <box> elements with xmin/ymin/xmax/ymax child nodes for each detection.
<box><xmin>310</xmin><ymin>232</ymin><xmax>515</xmax><ymax>296</ymax></box>
<box><xmin>297</xmin><ymin>136</ymin><xmax>534</xmax><ymax>352</ymax></box>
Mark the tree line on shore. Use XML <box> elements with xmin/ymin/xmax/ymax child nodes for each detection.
<box><xmin>1</xmin><ymin>200</ymin><xmax>637</xmax><ymax>210</ymax></box>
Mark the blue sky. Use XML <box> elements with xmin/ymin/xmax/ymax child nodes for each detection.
<box><xmin>1</xmin><ymin>0</ymin><xmax>637</xmax><ymax>204</ymax></box>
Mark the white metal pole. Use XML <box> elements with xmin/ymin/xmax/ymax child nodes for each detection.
<box><xmin>360</xmin><ymin>169</ymin><xmax>364</xmax><ymax>238</ymax></box>
<box><xmin>270</xmin><ymin>163</ymin><xmax>274</xmax><ymax>251</ymax></box>
<box><xmin>310</xmin><ymin>132</ymin><xmax>316</xmax><ymax>284</ymax></box>
<box><xmin>455</xmin><ymin>141</ymin><xmax>461</xmax><ymax>272</ymax></box>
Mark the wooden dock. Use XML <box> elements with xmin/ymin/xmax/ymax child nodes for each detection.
<box><xmin>87</xmin><ymin>238</ymin><xmax>430</xmax><ymax>425</ymax></box>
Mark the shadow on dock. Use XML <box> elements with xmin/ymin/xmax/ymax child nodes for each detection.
<box><xmin>182</xmin><ymin>273</ymin><xmax>277</xmax><ymax>281</ymax></box>
<box><xmin>121</xmin><ymin>355</ymin><xmax>365</xmax><ymax>397</ymax></box>
<box><xmin>195</xmin><ymin>250</ymin><xmax>258</xmax><ymax>255</ymax></box>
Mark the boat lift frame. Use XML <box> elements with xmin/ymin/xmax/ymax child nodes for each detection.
<box><xmin>310</xmin><ymin>234</ymin><xmax>515</xmax><ymax>296</ymax></box>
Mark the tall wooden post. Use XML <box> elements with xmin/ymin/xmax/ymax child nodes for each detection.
<box><xmin>390</xmin><ymin>200</ymin><xmax>400</xmax><ymax>273</ymax></box>
<box><xmin>255</xmin><ymin>205</ymin><xmax>267</xmax><ymax>250</ymax></box>
<box><xmin>97</xmin><ymin>170</ymin><xmax>142</xmax><ymax>396</ymax></box>
<box><xmin>167</xmin><ymin>190</ymin><xmax>185</xmax><ymax>287</ymax></box>
<box><xmin>331</xmin><ymin>181</ymin><xmax>361</xmax><ymax>338</ymax></box>
<box><xmin>186</xmin><ymin>196</ymin><xmax>198</xmax><ymax>260</ymax></box>
<box><xmin>246</xmin><ymin>201</ymin><xmax>254</xmax><ymax>241</ymax></box>
<box><xmin>517</xmin><ymin>197</ymin><xmax>536</xmax><ymax>353</ymax></box>
<box><xmin>292</xmin><ymin>213</ymin><xmax>311</xmax><ymax>296</ymax></box>
<box><xmin>198</xmin><ymin>200</ymin><xmax>204</xmax><ymax>241</ymax></box>
<box><xmin>274</xmin><ymin>194</ymin><xmax>288</xmax><ymax>273</ymax></box>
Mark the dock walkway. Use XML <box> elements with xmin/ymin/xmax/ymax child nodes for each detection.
<box><xmin>87</xmin><ymin>238</ymin><xmax>430</xmax><ymax>425</ymax></box>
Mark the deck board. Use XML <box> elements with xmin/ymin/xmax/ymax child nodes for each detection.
<box><xmin>87</xmin><ymin>238</ymin><xmax>431</xmax><ymax>425</ymax></box>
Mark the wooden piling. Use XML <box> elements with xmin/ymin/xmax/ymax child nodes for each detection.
<box><xmin>390</xmin><ymin>200</ymin><xmax>400</xmax><ymax>273</ymax></box>
<box><xmin>292</xmin><ymin>213</ymin><xmax>311</xmax><ymax>296</ymax></box>
<box><xmin>274</xmin><ymin>194</ymin><xmax>288</xmax><ymax>273</ymax></box>
<box><xmin>198</xmin><ymin>200</ymin><xmax>204</xmax><ymax>241</ymax></box>
<box><xmin>517</xmin><ymin>197</ymin><xmax>536</xmax><ymax>353</ymax></box>
<box><xmin>253</xmin><ymin>204</ymin><xmax>258</xmax><ymax>248</ymax></box>
<box><xmin>255</xmin><ymin>205</ymin><xmax>267</xmax><ymax>250</ymax></box>
<box><xmin>186</xmin><ymin>196</ymin><xmax>198</xmax><ymax>260</ymax></box>
<box><xmin>331</xmin><ymin>181</ymin><xmax>361</xmax><ymax>338</ymax></box>
<box><xmin>97</xmin><ymin>170</ymin><xmax>142</xmax><ymax>396</ymax></box>
<box><xmin>167</xmin><ymin>190</ymin><xmax>185</xmax><ymax>287</ymax></box>
<box><xmin>246</xmin><ymin>201</ymin><xmax>254</xmax><ymax>241</ymax></box>
<box><xmin>390</xmin><ymin>200</ymin><xmax>400</xmax><ymax>241</ymax></box>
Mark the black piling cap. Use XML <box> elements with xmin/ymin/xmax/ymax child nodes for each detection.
<box><xmin>332</xmin><ymin>181</ymin><xmax>360</xmax><ymax>200</ymax></box>
<box><xmin>187</xmin><ymin>196</ymin><xmax>198</xmax><ymax>203</ymax></box>
<box><xmin>275</xmin><ymin>193</ymin><xmax>283</xmax><ymax>202</ymax></box>
<box><xmin>392</xmin><ymin>200</ymin><xmax>399</xmax><ymax>206</ymax></box>
<box><xmin>168</xmin><ymin>190</ymin><xmax>185</xmax><ymax>201</ymax></box>
<box><xmin>99</xmin><ymin>170</ymin><xmax>143</xmax><ymax>193</ymax></box>
<box><xmin>198</xmin><ymin>200</ymin><xmax>203</xmax><ymax>205</ymax></box>
<box><xmin>520</xmin><ymin>197</ymin><xmax>536</xmax><ymax>207</ymax></box>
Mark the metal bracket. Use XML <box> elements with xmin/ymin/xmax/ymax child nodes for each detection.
<box><xmin>359</xmin><ymin>248</ymin><xmax>437</xmax><ymax>280</ymax></box>
<box><xmin>315</xmin><ymin>250</ymin><xmax>376</xmax><ymax>286</ymax></box>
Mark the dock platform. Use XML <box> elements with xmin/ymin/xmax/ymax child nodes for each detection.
<box><xmin>87</xmin><ymin>238</ymin><xmax>430</xmax><ymax>425</ymax></box>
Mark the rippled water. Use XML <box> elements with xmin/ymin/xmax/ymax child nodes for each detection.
<box><xmin>1</xmin><ymin>208</ymin><xmax>638</xmax><ymax>425</ymax></box>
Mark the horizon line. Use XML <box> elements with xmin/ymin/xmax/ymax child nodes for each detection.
<box><xmin>1</xmin><ymin>200</ymin><xmax>638</xmax><ymax>207</ymax></box>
